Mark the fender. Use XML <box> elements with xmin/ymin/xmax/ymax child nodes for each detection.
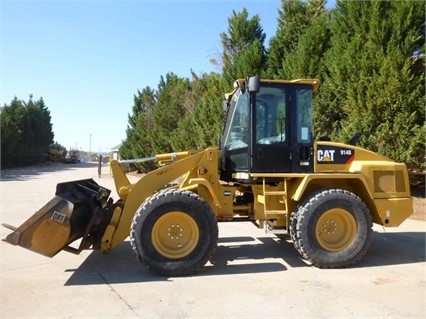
<box><xmin>292</xmin><ymin>173</ymin><xmax>373</xmax><ymax>202</ymax></box>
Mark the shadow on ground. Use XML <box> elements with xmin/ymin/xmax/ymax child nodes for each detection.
<box><xmin>63</xmin><ymin>230</ymin><xmax>425</xmax><ymax>286</ymax></box>
<box><xmin>64</xmin><ymin>236</ymin><xmax>297</xmax><ymax>286</ymax></box>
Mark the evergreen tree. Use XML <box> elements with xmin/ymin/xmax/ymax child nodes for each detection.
<box><xmin>146</xmin><ymin>73</ymin><xmax>191</xmax><ymax>154</ymax></box>
<box><xmin>120</xmin><ymin>87</ymin><xmax>155</xmax><ymax>159</ymax></box>
<box><xmin>220</xmin><ymin>8</ymin><xmax>267</xmax><ymax>85</ymax></box>
<box><xmin>316</xmin><ymin>0</ymin><xmax>425</xmax><ymax>169</ymax></box>
<box><xmin>22</xmin><ymin>98</ymin><xmax>54</xmax><ymax>154</ymax></box>
<box><xmin>1</xmin><ymin>98</ymin><xmax>25</xmax><ymax>164</ymax></box>
<box><xmin>191</xmin><ymin>72</ymin><xmax>224</xmax><ymax>148</ymax></box>
<box><xmin>266</xmin><ymin>0</ymin><xmax>328</xmax><ymax>78</ymax></box>
<box><xmin>1</xmin><ymin>96</ymin><xmax>54</xmax><ymax>167</ymax></box>
<box><xmin>170</xmin><ymin>72</ymin><xmax>223</xmax><ymax>150</ymax></box>
<box><xmin>281</xmin><ymin>13</ymin><xmax>331</xmax><ymax>79</ymax></box>
<box><xmin>120</xmin><ymin>87</ymin><xmax>157</xmax><ymax>171</ymax></box>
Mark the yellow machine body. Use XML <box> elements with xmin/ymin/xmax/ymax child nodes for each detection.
<box><xmin>100</xmin><ymin>144</ymin><xmax>411</xmax><ymax>254</ymax></box>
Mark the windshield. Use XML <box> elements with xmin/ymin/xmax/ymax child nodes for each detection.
<box><xmin>220</xmin><ymin>88</ymin><xmax>249</xmax><ymax>151</ymax></box>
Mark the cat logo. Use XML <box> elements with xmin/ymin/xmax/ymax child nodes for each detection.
<box><xmin>317</xmin><ymin>146</ymin><xmax>355</xmax><ymax>164</ymax></box>
<box><xmin>317</xmin><ymin>149</ymin><xmax>335</xmax><ymax>162</ymax></box>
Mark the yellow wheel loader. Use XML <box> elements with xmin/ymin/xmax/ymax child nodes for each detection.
<box><xmin>3</xmin><ymin>76</ymin><xmax>413</xmax><ymax>276</ymax></box>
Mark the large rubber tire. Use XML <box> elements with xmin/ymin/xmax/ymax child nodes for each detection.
<box><xmin>289</xmin><ymin>188</ymin><xmax>372</xmax><ymax>268</ymax></box>
<box><xmin>130</xmin><ymin>189</ymin><xmax>218</xmax><ymax>276</ymax></box>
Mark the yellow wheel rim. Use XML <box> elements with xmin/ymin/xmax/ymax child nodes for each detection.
<box><xmin>152</xmin><ymin>211</ymin><xmax>199</xmax><ymax>259</ymax></box>
<box><xmin>316</xmin><ymin>208</ymin><xmax>357</xmax><ymax>252</ymax></box>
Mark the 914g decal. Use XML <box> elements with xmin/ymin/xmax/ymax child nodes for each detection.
<box><xmin>317</xmin><ymin>145</ymin><xmax>355</xmax><ymax>164</ymax></box>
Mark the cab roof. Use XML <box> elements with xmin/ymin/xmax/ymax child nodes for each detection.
<box><xmin>235</xmin><ymin>78</ymin><xmax>320</xmax><ymax>92</ymax></box>
<box><xmin>225</xmin><ymin>78</ymin><xmax>320</xmax><ymax>101</ymax></box>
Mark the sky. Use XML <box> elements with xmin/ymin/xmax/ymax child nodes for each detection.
<box><xmin>1</xmin><ymin>0</ymin><xmax>335</xmax><ymax>154</ymax></box>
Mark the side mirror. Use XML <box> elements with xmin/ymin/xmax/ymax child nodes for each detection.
<box><xmin>248</xmin><ymin>75</ymin><xmax>260</xmax><ymax>93</ymax></box>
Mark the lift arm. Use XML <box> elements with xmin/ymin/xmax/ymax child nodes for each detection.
<box><xmin>101</xmin><ymin>149</ymin><xmax>207</xmax><ymax>252</ymax></box>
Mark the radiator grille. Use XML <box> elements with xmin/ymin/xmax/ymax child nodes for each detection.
<box><xmin>374</xmin><ymin>170</ymin><xmax>406</xmax><ymax>193</ymax></box>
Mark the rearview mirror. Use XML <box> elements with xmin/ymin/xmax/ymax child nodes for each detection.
<box><xmin>248</xmin><ymin>75</ymin><xmax>260</xmax><ymax>93</ymax></box>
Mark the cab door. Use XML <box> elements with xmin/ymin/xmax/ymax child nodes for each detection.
<box><xmin>251</xmin><ymin>84</ymin><xmax>290</xmax><ymax>173</ymax></box>
<box><xmin>251</xmin><ymin>84</ymin><xmax>314</xmax><ymax>174</ymax></box>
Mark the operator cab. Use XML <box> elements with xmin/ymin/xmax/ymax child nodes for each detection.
<box><xmin>220</xmin><ymin>76</ymin><xmax>320</xmax><ymax>183</ymax></box>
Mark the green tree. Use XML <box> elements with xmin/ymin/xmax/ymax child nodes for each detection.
<box><xmin>146</xmin><ymin>73</ymin><xmax>191</xmax><ymax>154</ymax></box>
<box><xmin>281</xmin><ymin>13</ymin><xmax>331</xmax><ymax>79</ymax></box>
<box><xmin>170</xmin><ymin>72</ymin><xmax>224</xmax><ymax>150</ymax></box>
<box><xmin>266</xmin><ymin>0</ymin><xmax>328</xmax><ymax>78</ymax></box>
<box><xmin>120</xmin><ymin>87</ymin><xmax>157</xmax><ymax>171</ymax></box>
<box><xmin>22</xmin><ymin>98</ymin><xmax>54</xmax><ymax>154</ymax></box>
<box><xmin>190</xmin><ymin>72</ymin><xmax>224</xmax><ymax>148</ymax></box>
<box><xmin>220</xmin><ymin>8</ymin><xmax>267</xmax><ymax>85</ymax></box>
<box><xmin>316</xmin><ymin>0</ymin><xmax>425</xmax><ymax>169</ymax></box>
<box><xmin>120</xmin><ymin>87</ymin><xmax>155</xmax><ymax>159</ymax></box>
<box><xmin>1</xmin><ymin>98</ymin><xmax>26</xmax><ymax>163</ymax></box>
<box><xmin>1</xmin><ymin>96</ymin><xmax>54</xmax><ymax>167</ymax></box>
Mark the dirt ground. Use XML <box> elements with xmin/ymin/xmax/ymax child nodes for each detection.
<box><xmin>411</xmin><ymin>181</ymin><xmax>426</xmax><ymax>221</ymax></box>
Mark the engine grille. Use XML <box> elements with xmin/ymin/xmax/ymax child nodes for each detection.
<box><xmin>374</xmin><ymin>170</ymin><xmax>406</xmax><ymax>193</ymax></box>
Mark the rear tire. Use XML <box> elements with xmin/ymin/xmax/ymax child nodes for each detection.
<box><xmin>130</xmin><ymin>189</ymin><xmax>218</xmax><ymax>276</ymax></box>
<box><xmin>289</xmin><ymin>188</ymin><xmax>372</xmax><ymax>268</ymax></box>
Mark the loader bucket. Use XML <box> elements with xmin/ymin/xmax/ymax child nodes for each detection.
<box><xmin>2</xmin><ymin>179</ymin><xmax>111</xmax><ymax>257</ymax></box>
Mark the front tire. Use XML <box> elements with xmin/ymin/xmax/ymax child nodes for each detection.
<box><xmin>290</xmin><ymin>188</ymin><xmax>372</xmax><ymax>268</ymax></box>
<box><xmin>130</xmin><ymin>189</ymin><xmax>218</xmax><ymax>276</ymax></box>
